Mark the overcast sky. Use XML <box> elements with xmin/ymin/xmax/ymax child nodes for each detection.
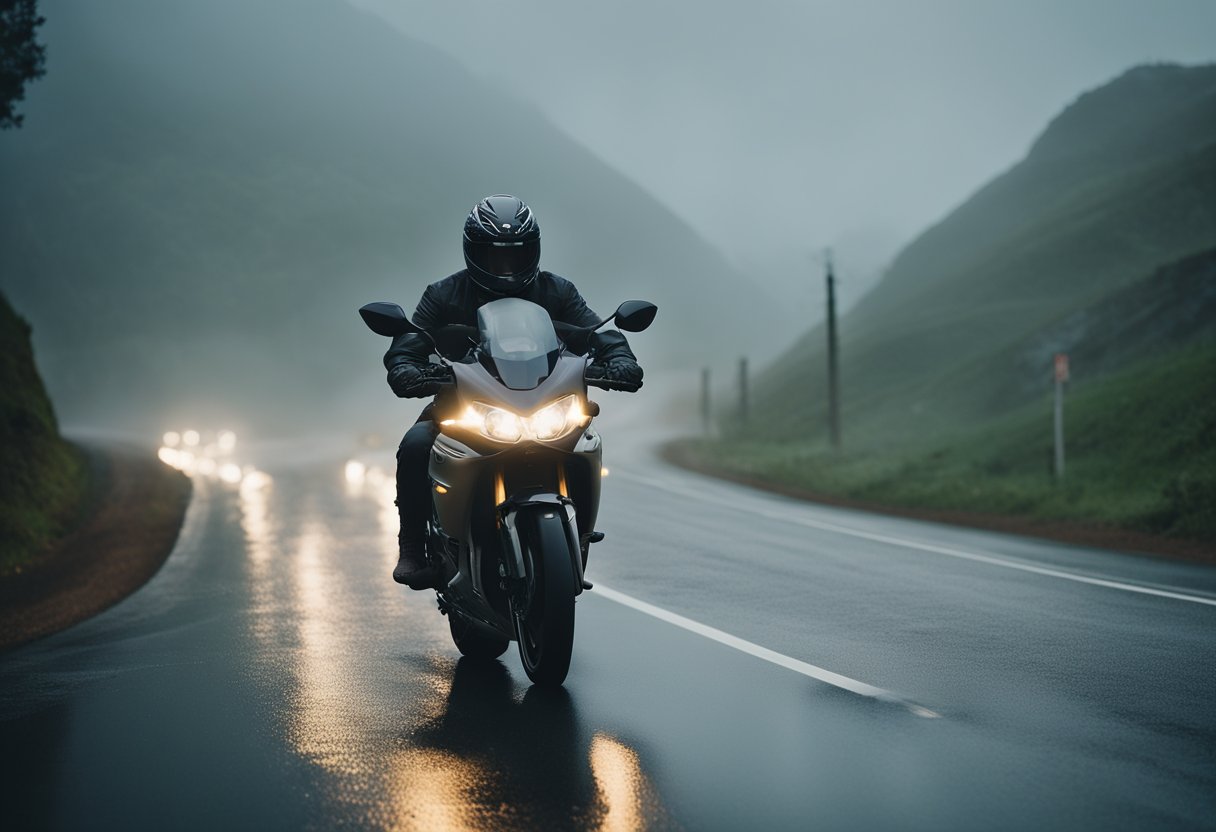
<box><xmin>352</xmin><ymin>0</ymin><xmax>1216</xmax><ymax>305</ymax></box>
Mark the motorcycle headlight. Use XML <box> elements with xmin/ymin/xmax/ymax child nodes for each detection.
<box><xmin>529</xmin><ymin>394</ymin><xmax>585</xmax><ymax>441</ymax></box>
<box><xmin>459</xmin><ymin>403</ymin><xmax>524</xmax><ymax>443</ymax></box>
<box><xmin>445</xmin><ymin>395</ymin><xmax>586</xmax><ymax>443</ymax></box>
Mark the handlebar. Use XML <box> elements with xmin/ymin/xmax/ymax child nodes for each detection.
<box><xmin>423</xmin><ymin>366</ymin><xmax>456</xmax><ymax>387</ymax></box>
<box><xmin>586</xmin><ymin>376</ymin><xmax>639</xmax><ymax>392</ymax></box>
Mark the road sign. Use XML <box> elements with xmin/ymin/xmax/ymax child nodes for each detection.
<box><xmin>1054</xmin><ymin>353</ymin><xmax>1070</xmax><ymax>383</ymax></box>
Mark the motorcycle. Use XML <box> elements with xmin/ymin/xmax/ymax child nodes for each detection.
<box><xmin>359</xmin><ymin>296</ymin><xmax>657</xmax><ymax>685</ymax></box>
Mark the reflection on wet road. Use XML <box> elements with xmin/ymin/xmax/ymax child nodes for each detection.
<box><xmin>236</xmin><ymin>458</ymin><xmax>670</xmax><ymax>830</ymax></box>
<box><xmin>1</xmin><ymin>438</ymin><xmax>1214</xmax><ymax>830</ymax></box>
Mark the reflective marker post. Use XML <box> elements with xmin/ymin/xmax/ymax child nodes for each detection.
<box><xmin>1053</xmin><ymin>353</ymin><xmax>1069</xmax><ymax>480</ymax></box>
<box><xmin>738</xmin><ymin>357</ymin><xmax>749</xmax><ymax>427</ymax></box>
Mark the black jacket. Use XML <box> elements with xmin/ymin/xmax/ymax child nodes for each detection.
<box><xmin>383</xmin><ymin>270</ymin><xmax>637</xmax><ymax>378</ymax></box>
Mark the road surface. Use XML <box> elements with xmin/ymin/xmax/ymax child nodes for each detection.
<box><xmin>2</xmin><ymin>426</ymin><xmax>1214</xmax><ymax>830</ymax></box>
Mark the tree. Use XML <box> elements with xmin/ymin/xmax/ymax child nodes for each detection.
<box><xmin>0</xmin><ymin>0</ymin><xmax>46</xmax><ymax>130</ymax></box>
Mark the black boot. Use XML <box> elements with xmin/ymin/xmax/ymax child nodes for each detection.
<box><xmin>394</xmin><ymin>533</ymin><xmax>438</xmax><ymax>589</ymax></box>
<box><xmin>394</xmin><ymin>421</ymin><xmax>439</xmax><ymax>589</ymax></box>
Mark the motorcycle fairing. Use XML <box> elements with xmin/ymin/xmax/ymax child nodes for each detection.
<box><xmin>449</xmin><ymin>354</ymin><xmax>587</xmax><ymax>424</ymax></box>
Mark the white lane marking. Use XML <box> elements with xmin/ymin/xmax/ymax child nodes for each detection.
<box><xmin>592</xmin><ymin>584</ymin><xmax>940</xmax><ymax>718</ymax></box>
<box><xmin>617</xmin><ymin>470</ymin><xmax>1216</xmax><ymax>609</ymax></box>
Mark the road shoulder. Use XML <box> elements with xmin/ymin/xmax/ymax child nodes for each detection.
<box><xmin>0</xmin><ymin>445</ymin><xmax>191</xmax><ymax>651</ymax></box>
<box><xmin>661</xmin><ymin>440</ymin><xmax>1215</xmax><ymax>566</ymax></box>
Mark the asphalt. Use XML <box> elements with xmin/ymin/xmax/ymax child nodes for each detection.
<box><xmin>2</xmin><ymin>419</ymin><xmax>1214</xmax><ymax>831</ymax></box>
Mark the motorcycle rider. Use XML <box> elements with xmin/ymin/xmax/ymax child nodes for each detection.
<box><xmin>385</xmin><ymin>195</ymin><xmax>644</xmax><ymax>588</ymax></box>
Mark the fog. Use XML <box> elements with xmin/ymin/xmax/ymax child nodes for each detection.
<box><xmin>355</xmin><ymin>0</ymin><xmax>1216</xmax><ymax>307</ymax></box>
<box><xmin>1</xmin><ymin>0</ymin><xmax>1213</xmax><ymax>439</ymax></box>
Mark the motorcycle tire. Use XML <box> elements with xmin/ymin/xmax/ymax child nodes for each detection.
<box><xmin>448</xmin><ymin>613</ymin><xmax>509</xmax><ymax>660</ymax></box>
<box><xmin>511</xmin><ymin>512</ymin><xmax>577</xmax><ymax>686</ymax></box>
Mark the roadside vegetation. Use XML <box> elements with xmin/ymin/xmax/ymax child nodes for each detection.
<box><xmin>673</xmin><ymin>341</ymin><xmax>1215</xmax><ymax>542</ymax></box>
<box><xmin>676</xmin><ymin>65</ymin><xmax>1216</xmax><ymax>548</ymax></box>
<box><xmin>0</xmin><ymin>292</ymin><xmax>89</xmax><ymax>573</ymax></box>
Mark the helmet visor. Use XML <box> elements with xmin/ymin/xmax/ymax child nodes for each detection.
<box><xmin>466</xmin><ymin>238</ymin><xmax>540</xmax><ymax>278</ymax></box>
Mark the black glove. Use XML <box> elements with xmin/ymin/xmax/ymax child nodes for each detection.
<box><xmin>586</xmin><ymin>359</ymin><xmax>644</xmax><ymax>391</ymax></box>
<box><xmin>388</xmin><ymin>363</ymin><xmax>454</xmax><ymax>398</ymax></box>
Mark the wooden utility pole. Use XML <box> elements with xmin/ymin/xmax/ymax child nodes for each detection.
<box><xmin>1053</xmin><ymin>354</ymin><xmax>1069</xmax><ymax>479</ymax></box>
<box><xmin>738</xmin><ymin>357</ymin><xmax>749</xmax><ymax>426</ymax></box>
<box><xmin>825</xmin><ymin>249</ymin><xmax>841</xmax><ymax>450</ymax></box>
<box><xmin>700</xmin><ymin>367</ymin><xmax>712</xmax><ymax>435</ymax></box>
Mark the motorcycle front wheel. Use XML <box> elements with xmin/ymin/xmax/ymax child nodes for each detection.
<box><xmin>511</xmin><ymin>513</ymin><xmax>577</xmax><ymax>686</ymax></box>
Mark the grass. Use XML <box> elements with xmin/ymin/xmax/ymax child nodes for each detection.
<box><xmin>675</xmin><ymin>343</ymin><xmax>1216</xmax><ymax>544</ymax></box>
<box><xmin>0</xmin><ymin>294</ymin><xmax>91</xmax><ymax>573</ymax></box>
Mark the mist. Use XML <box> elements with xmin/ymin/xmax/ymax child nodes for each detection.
<box><xmin>3</xmin><ymin>4</ymin><xmax>1215</xmax><ymax>817</ymax></box>
<box><xmin>356</xmin><ymin>0</ymin><xmax>1216</xmax><ymax>309</ymax></box>
<box><xmin>1</xmin><ymin>0</ymin><xmax>1213</xmax><ymax>440</ymax></box>
<box><xmin>0</xmin><ymin>0</ymin><xmax>764</xmax><ymax>436</ymax></box>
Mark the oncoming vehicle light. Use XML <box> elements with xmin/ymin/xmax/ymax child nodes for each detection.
<box><xmin>441</xmin><ymin>395</ymin><xmax>587</xmax><ymax>443</ymax></box>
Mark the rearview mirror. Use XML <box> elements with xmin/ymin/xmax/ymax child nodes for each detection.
<box><xmin>613</xmin><ymin>300</ymin><xmax>658</xmax><ymax>333</ymax></box>
<box><xmin>359</xmin><ymin>302</ymin><xmax>417</xmax><ymax>337</ymax></box>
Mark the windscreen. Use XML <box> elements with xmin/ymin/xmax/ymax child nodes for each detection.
<box><xmin>476</xmin><ymin>298</ymin><xmax>560</xmax><ymax>390</ymax></box>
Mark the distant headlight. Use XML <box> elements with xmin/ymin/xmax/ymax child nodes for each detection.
<box><xmin>443</xmin><ymin>395</ymin><xmax>586</xmax><ymax>443</ymax></box>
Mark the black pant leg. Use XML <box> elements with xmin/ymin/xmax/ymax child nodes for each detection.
<box><xmin>396</xmin><ymin>419</ymin><xmax>438</xmax><ymax>543</ymax></box>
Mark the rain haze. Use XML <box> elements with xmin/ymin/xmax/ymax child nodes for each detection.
<box><xmin>2</xmin><ymin>2</ymin><xmax>1216</xmax><ymax>829</ymax></box>
<box><xmin>2</xmin><ymin>0</ymin><xmax>1214</xmax><ymax>432</ymax></box>
<box><xmin>358</xmin><ymin>0</ymin><xmax>1216</xmax><ymax>308</ymax></box>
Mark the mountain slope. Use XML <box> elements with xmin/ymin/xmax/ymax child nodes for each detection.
<box><xmin>0</xmin><ymin>0</ymin><xmax>759</xmax><ymax>433</ymax></box>
<box><xmin>676</xmin><ymin>248</ymin><xmax>1216</xmax><ymax>544</ymax></box>
<box><xmin>751</xmin><ymin>63</ymin><xmax>1216</xmax><ymax>444</ymax></box>
<box><xmin>0</xmin><ymin>293</ymin><xmax>87</xmax><ymax>570</ymax></box>
<box><xmin>679</xmin><ymin>64</ymin><xmax>1216</xmax><ymax>545</ymax></box>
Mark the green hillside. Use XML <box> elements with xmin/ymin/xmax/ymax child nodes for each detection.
<box><xmin>685</xmin><ymin>65</ymin><xmax>1216</xmax><ymax>546</ymax></box>
<box><xmin>0</xmin><ymin>0</ymin><xmax>763</xmax><ymax>434</ymax></box>
<box><xmin>751</xmin><ymin>63</ymin><xmax>1216</xmax><ymax>445</ymax></box>
<box><xmin>0</xmin><ymin>293</ymin><xmax>87</xmax><ymax>572</ymax></box>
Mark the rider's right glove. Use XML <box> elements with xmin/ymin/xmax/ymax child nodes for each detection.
<box><xmin>388</xmin><ymin>363</ymin><xmax>454</xmax><ymax>398</ymax></box>
<box><xmin>586</xmin><ymin>359</ymin><xmax>644</xmax><ymax>392</ymax></box>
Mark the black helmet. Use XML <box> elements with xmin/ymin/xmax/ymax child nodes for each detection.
<box><xmin>463</xmin><ymin>195</ymin><xmax>541</xmax><ymax>296</ymax></box>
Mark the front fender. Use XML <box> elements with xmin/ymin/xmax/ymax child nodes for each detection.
<box><xmin>498</xmin><ymin>491</ymin><xmax>584</xmax><ymax>596</ymax></box>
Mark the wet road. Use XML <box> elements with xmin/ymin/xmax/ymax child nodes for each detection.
<box><xmin>2</xmin><ymin>427</ymin><xmax>1215</xmax><ymax>830</ymax></box>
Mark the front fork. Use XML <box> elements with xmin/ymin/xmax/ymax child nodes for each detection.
<box><xmin>497</xmin><ymin>490</ymin><xmax>585</xmax><ymax>613</ymax></box>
